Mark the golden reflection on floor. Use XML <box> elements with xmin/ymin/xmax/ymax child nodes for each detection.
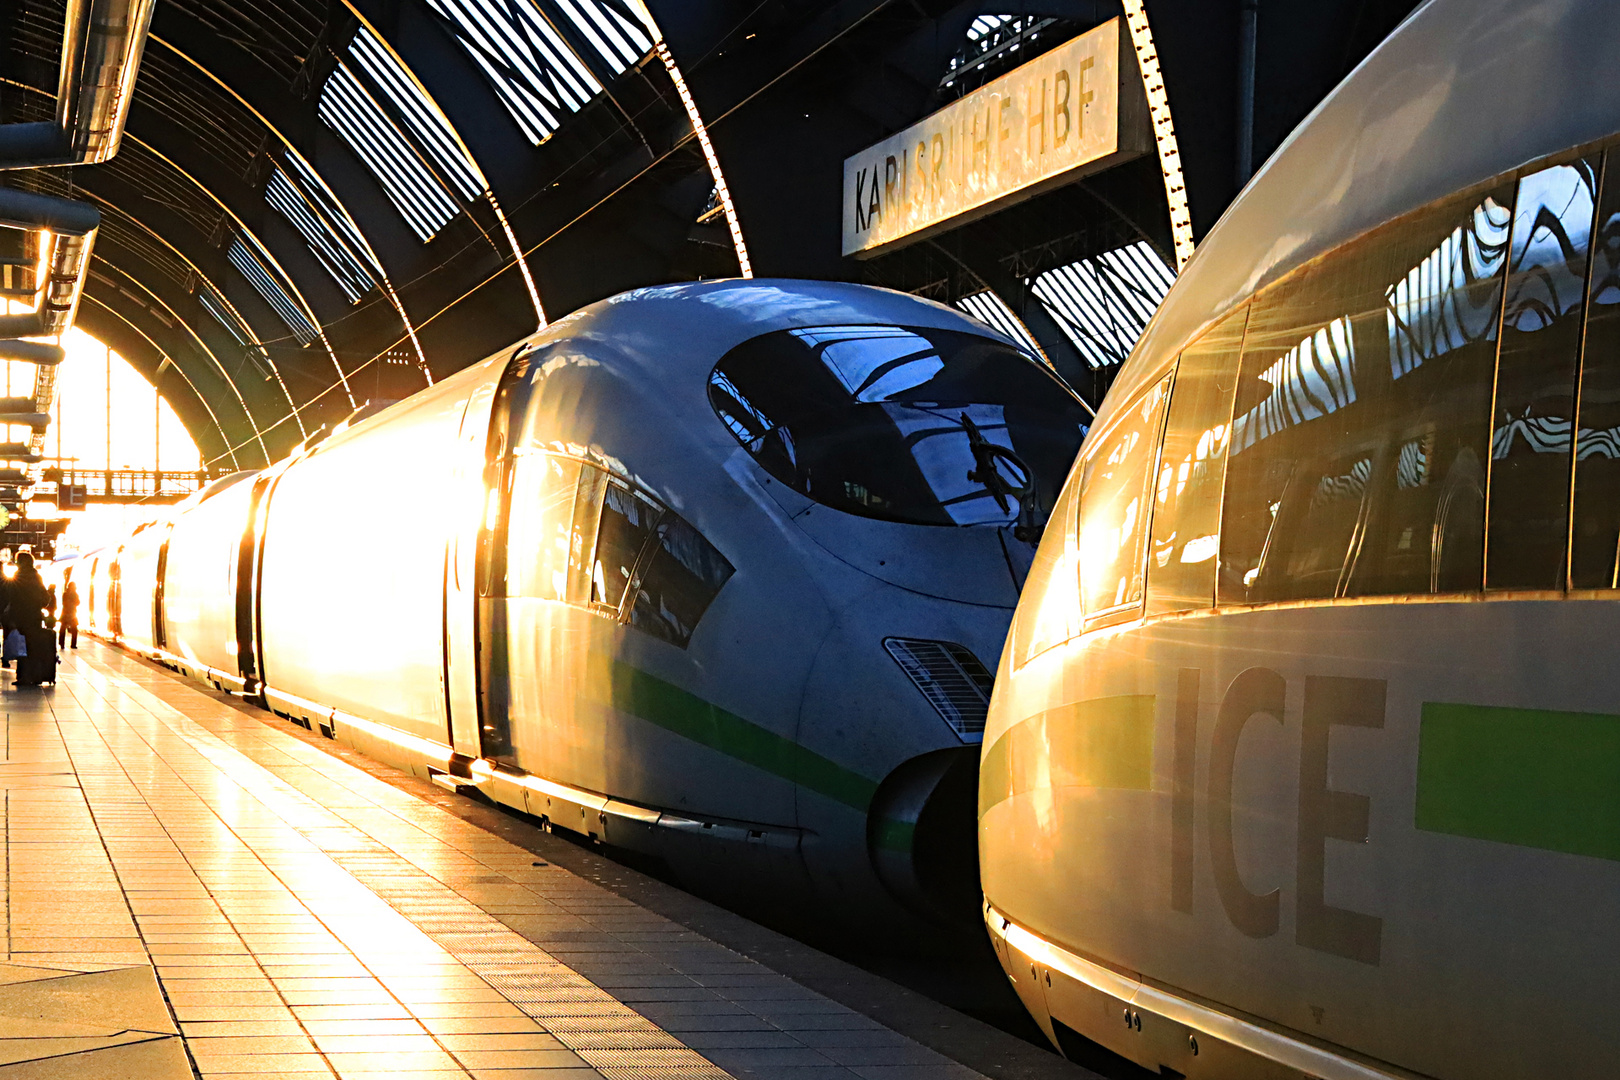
<box><xmin>0</xmin><ymin>642</ymin><xmax>983</xmax><ymax>1080</ymax></box>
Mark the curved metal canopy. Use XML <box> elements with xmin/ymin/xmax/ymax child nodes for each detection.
<box><xmin>0</xmin><ymin>0</ymin><xmax>1420</xmax><ymax>468</ymax></box>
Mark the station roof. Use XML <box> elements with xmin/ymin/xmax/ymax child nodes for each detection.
<box><xmin>0</xmin><ymin>0</ymin><xmax>1420</xmax><ymax>468</ymax></box>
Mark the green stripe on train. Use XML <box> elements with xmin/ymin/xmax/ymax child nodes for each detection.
<box><xmin>608</xmin><ymin>661</ymin><xmax>880</xmax><ymax>812</ymax></box>
<box><xmin>1417</xmin><ymin>702</ymin><xmax>1620</xmax><ymax>861</ymax></box>
<box><xmin>978</xmin><ymin>694</ymin><xmax>1156</xmax><ymax>818</ymax></box>
<box><xmin>870</xmin><ymin>818</ymin><xmax>916</xmax><ymax>853</ymax></box>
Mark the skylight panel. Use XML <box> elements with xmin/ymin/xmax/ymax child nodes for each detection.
<box><xmin>1032</xmin><ymin>241</ymin><xmax>1175</xmax><ymax>368</ymax></box>
<box><xmin>228</xmin><ymin>236</ymin><xmax>320</xmax><ymax>344</ymax></box>
<box><xmin>197</xmin><ymin>282</ymin><xmax>255</xmax><ymax>349</ymax></box>
<box><xmin>348</xmin><ymin>25</ymin><xmax>482</xmax><ymax>200</ymax></box>
<box><xmin>319</xmin><ymin>62</ymin><xmax>461</xmax><ymax>241</ymax></box>
<box><xmin>956</xmin><ymin>291</ymin><xmax>1044</xmax><ymax>358</ymax></box>
<box><xmin>943</xmin><ymin>14</ymin><xmax>1058</xmax><ymax>90</ymax></box>
<box><xmin>265</xmin><ymin>167</ymin><xmax>377</xmax><ymax>303</ymax></box>
<box><xmin>551</xmin><ymin>0</ymin><xmax>653</xmax><ymax>73</ymax></box>
<box><xmin>968</xmin><ymin>15</ymin><xmax>1015</xmax><ymax>41</ymax></box>
<box><xmin>423</xmin><ymin>0</ymin><xmax>602</xmax><ymax>145</ymax></box>
<box><xmin>283</xmin><ymin>154</ymin><xmax>381</xmax><ymax>275</ymax></box>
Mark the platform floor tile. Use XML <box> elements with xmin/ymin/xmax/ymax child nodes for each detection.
<box><xmin>0</xmin><ymin>642</ymin><xmax>990</xmax><ymax>1079</ymax></box>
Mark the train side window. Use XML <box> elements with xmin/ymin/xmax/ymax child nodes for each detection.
<box><xmin>592</xmin><ymin>480</ymin><xmax>661</xmax><ymax>612</ymax></box>
<box><xmin>1220</xmin><ymin>185</ymin><xmax>1514</xmax><ymax>604</ymax></box>
<box><xmin>1487</xmin><ymin>158</ymin><xmax>1601</xmax><ymax>589</ymax></box>
<box><xmin>1078</xmin><ymin>378</ymin><xmax>1169</xmax><ymax>623</ymax></box>
<box><xmin>627</xmin><ymin>515</ymin><xmax>734</xmax><ymax>647</ymax></box>
<box><xmin>566</xmin><ymin>466</ymin><xmax>608</xmax><ymax>605</ymax></box>
<box><xmin>1009</xmin><ymin>469</ymin><xmax>1081</xmax><ymax>667</ymax></box>
<box><xmin>1571</xmin><ymin>150</ymin><xmax>1620</xmax><ymax>588</ymax></box>
<box><xmin>1146</xmin><ymin>308</ymin><xmax>1246</xmax><ymax>616</ymax></box>
<box><xmin>506</xmin><ymin>452</ymin><xmax>581</xmax><ymax>600</ymax></box>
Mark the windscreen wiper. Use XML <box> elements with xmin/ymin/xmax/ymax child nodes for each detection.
<box><xmin>959</xmin><ymin>412</ymin><xmax>1043</xmax><ymax>540</ymax></box>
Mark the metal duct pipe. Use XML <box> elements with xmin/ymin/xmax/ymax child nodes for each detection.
<box><xmin>0</xmin><ymin>227</ymin><xmax>99</xmax><ymax>340</ymax></box>
<box><xmin>0</xmin><ymin>0</ymin><xmax>145</xmax><ymax>471</ymax></box>
<box><xmin>0</xmin><ymin>189</ymin><xmax>99</xmax><ymax>463</ymax></box>
<box><xmin>0</xmin><ymin>342</ymin><xmax>65</xmax><ymax>366</ymax></box>
<box><xmin>0</xmin><ymin>0</ymin><xmax>158</xmax><ymax>168</ymax></box>
<box><xmin>0</xmin><ymin>187</ymin><xmax>100</xmax><ymax>341</ymax></box>
<box><xmin>0</xmin><ymin>189</ymin><xmax>100</xmax><ymax>234</ymax></box>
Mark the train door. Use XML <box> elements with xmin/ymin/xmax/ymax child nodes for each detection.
<box><xmin>153</xmin><ymin>525</ymin><xmax>172</xmax><ymax>649</ymax></box>
<box><xmin>476</xmin><ymin>347</ymin><xmax>540</xmax><ymax>764</ymax></box>
<box><xmin>109</xmin><ymin>550</ymin><xmax>122</xmax><ymax>639</ymax></box>
<box><xmin>446</xmin><ymin>378</ymin><xmax>499</xmax><ymax>759</ymax></box>
<box><xmin>235</xmin><ymin>472</ymin><xmax>275</xmax><ymax>691</ymax></box>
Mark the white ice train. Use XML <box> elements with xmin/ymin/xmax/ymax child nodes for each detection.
<box><xmin>81</xmin><ymin>280</ymin><xmax>1088</xmax><ymax>927</ymax></box>
<box><xmin>981</xmin><ymin>0</ymin><xmax>1620</xmax><ymax>1077</ymax></box>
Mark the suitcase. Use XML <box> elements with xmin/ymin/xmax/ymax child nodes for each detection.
<box><xmin>18</xmin><ymin>631</ymin><xmax>54</xmax><ymax>685</ymax></box>
<box><xmin>33</xmin><ymin>644</ymin><xmax>55</xmax><ymax>686</ymax></box>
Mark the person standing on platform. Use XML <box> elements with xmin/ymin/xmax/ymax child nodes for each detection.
<box><xmin>59</xmin><ymin>575</ymin><xmax>79</xmax><ymax>650</ymax></box>
<box><xmin>8</xmin><ymin>553</ymin><xmax>55</xmax><ymax>687</ymax></box>
<box><xmin>0</xmin><ymin>558</ymin><xmax>13</xmax><ymax>670</ymax></box>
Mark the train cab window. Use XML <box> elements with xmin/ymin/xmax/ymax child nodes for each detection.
<box><xmin>1077</xmin><ymin>378</ymin><xmax>1169</xmax><ymax>621</ymax></box>
<box><xmin>627</xmin><ymin>515</ymin><xmax>734</xmax><ymax>647</ymax></box>
<box><xmin>506</xmin><ymin>452</ymin><xmax>582</xmax><ymax>600</ymax></box>
<box><xmin>1146</xmin><ymin>309</ymin><xmax>1246</xmax><ymax>616</ymax></box>
<box><xmin>708</xmin><ymin>324</ymin><xmax>1088</xmax><ymax>532</ymax></box>
<box><xmin>592</xmin><ymin>480</ymin><xmax>660</xmax><ymax>611</ymax></box>
<box><xmin>1486</xmin><ymin>158</ymin><xmax>1600</xmax><ymax>589</ymax></box>
<box><xmin>1220</xmin><ymin>184</ymin><xmax>1515</xmax><ymax>604</ymax></box>
<box><xmin>1571</xmin><ymin>150</ymin><xmax>1620</xmax><ymax>588</ymax></box>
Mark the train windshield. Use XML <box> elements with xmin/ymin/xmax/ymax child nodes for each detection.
<box><xmin>709</xmin><ymin>325</ymin><xmax>1088</xmax><ymax>529</ymax></box>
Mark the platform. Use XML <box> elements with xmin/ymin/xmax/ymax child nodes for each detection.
<box><xmin>0</xmin><ymin>641</ymin><xmax>1090</xmax><ymax>1080</ymax></box>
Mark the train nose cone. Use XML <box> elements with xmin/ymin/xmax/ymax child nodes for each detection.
<box><xmin>867</xmin><ymin>747</ymin><xmax>981</xmax><ymax>924</ymax></box>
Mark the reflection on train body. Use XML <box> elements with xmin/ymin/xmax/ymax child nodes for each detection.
<box><xmin>981</xmin><ymin>2</ymin><xmax>1620</xmax><ymax>1078</ymax></box>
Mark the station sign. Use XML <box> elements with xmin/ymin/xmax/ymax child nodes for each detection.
<box><xmin>841</xmin><ymin>17</ymin><xmax>1149</xmax><ymax>259</ymax></box>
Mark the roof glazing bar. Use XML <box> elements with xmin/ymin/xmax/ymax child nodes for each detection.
<box><xmin>349</xmin><ymin>25</ymin><xmax>483</xmax><ymax>201</ymax></box>
<box><xmin>422</xmin><ymin>0</ymin><xmax>601</xmax><ymax>145</ymax></box>
<box><xmin>319</xmin><ymin>62</ymin><xmax>461</xmax><ymax>240</ymax></box>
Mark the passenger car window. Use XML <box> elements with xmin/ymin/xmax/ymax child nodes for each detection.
<box><xmin>566</xmin><ymin>466</ymin><xmax>607</xmax><ymax>605</ymax></box>
<box><xmin>592</xmin><ymin>480</ymin><xmax>659</xmax><ymax>611</ymax></box>
<box><xmin>1571</xmin><ymin>150</ymin><xmax>1620</xmax><ymax>588</ymax></box>
<box><xmin>1147</xmin><ymin>309</ymin><xmax>1246</xmax><ymax>615</ymax></box>
<box><xmin>628</xmin><ymin>515</ymin><xmax>734</xmax><ymax>647</ymax></box>
<box><xmin>501</xmin><ymin>451</ymin><xmax>732</xmax><ymax>646</ymax></box>
<box><xmin>1078</xmin><ymin>379</ymin><xmax>1169</xmax><ymax>620</ymax></box>
<box><xmin>507</xmin><ymin>452</ymin><xmax>582</xmax><ymax>600</ymax></box>
<box><xmin>709</xmin><ymin>324</ymin><xmax>1088</xmax><ymax>532</ymax></box>
<box><xmin>1486</xmin><ymin>158</ymin><xmax>1599</xmax><ymax>589</ymax></box>
<box><xmin>1220</xmin><ymin>185</ymin><xmax>1514</xmax><ymax>603</ymax></box>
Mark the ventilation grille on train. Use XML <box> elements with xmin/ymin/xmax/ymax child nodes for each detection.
<box><xmin>883</xmin><ymin>638</ymin><xmax>994</xmax><ymax>740</ymax></box>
